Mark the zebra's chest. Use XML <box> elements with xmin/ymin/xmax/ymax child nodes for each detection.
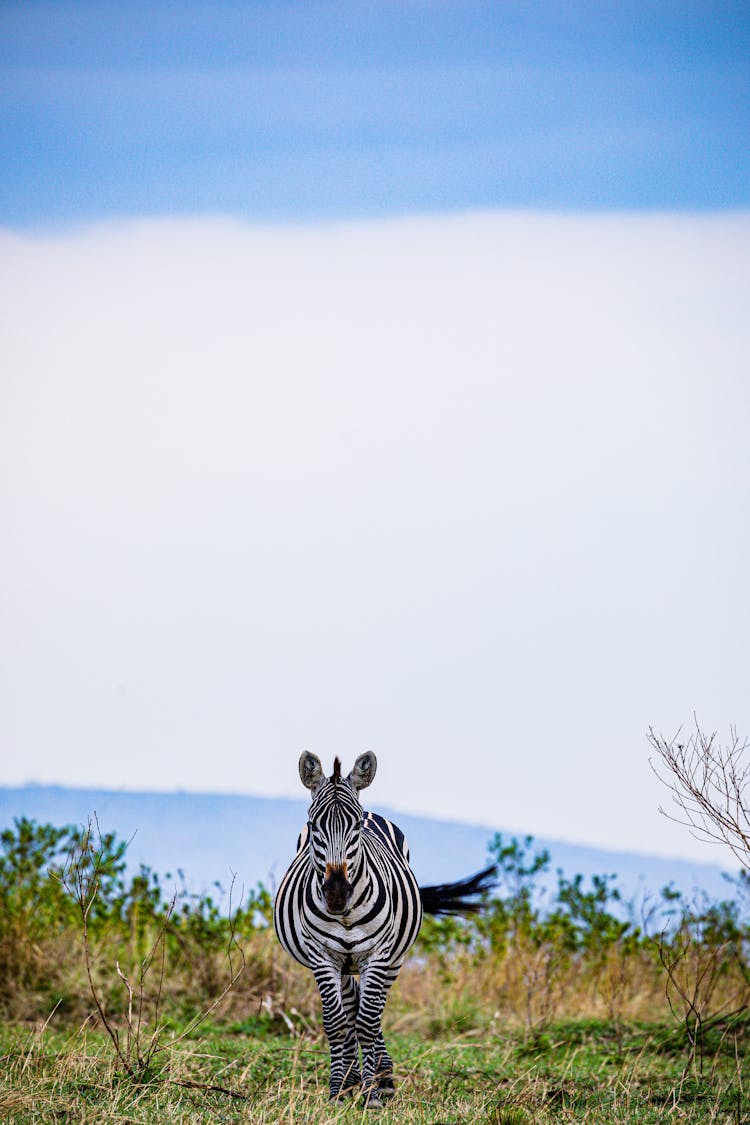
<box><xmin>304</xmin><ymin>906</ymin><xmax>397</xmax><ymax>963</ymax></box>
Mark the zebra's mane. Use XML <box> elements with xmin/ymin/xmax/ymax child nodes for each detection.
<box><xmin>332</xmin><ymin>757</ymin><xmax>342</xmax><ymax>784</ymax></box>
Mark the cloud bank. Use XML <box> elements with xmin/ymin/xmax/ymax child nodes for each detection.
<box><xmin>1</xmin><ymin>210</ymin><xmax>749</xmax><ymax>860</ymax></box>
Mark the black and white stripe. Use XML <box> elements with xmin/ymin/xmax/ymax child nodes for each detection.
<box><xmin>273</xmin><ymin>751</ymin><xmax>495</xmax><ymax>1107</ymax></box>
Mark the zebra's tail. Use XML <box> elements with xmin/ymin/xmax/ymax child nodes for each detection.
<box><xmin>419</xmin><ymin>865</ymin><xmax>497</xmax><ymax>916</ymax></box>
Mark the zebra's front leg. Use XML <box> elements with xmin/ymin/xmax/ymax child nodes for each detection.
<box><xmin>340</xmin><ymin>974</ymin><xmax>361</xmax><ymax>1092</ymax></box>
<box><xmin>356</xmin><ymin>962</ymin><xmax>395</xmax><ymax>1108</ymax></box>
<box><xmin>312</xmin><ymin>962</ymin><xmax>356</xmax><ymax>1100</ymax></box>
<box><xmin>372</xmin><ymin>1030</ymin><xmax>395</xmax><ymax>1099</ymax></box>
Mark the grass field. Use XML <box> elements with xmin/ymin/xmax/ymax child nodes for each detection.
<box><xmin>2</xmin><ymin>1014</ymin><xmax>748</xmax><ymax>1124</ymax></box>
<box><xmin>2</xmin><ymin>818</ymin><xmax>748</xmax><ymax>1122</ymax></box>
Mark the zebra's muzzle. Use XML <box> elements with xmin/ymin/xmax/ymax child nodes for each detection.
<box><xmin>322</xmin><ymin>863</ymin><xmax>353</xmax><ymax>915</ymax></box>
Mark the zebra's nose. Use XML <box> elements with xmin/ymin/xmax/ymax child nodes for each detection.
<box><xmin>322</xmin><ymin>863</ymin><xmax>353</xmax><ymax>914</ymax></box>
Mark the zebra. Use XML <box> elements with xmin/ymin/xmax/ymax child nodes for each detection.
<box><xmin>273</xmin><ymin>751</ymin><xmax>495</xmax><ymax>1108</ymax></box>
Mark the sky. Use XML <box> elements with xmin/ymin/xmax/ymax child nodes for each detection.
<box><xmin>1</xmin><ymin>2</ymin><xmax>749</xmax><ymax>865</ymax></box>
<box><xmin>2</xmin><ymin>1</ymin><xmax>749</xmax><ymax>221</ymax></box>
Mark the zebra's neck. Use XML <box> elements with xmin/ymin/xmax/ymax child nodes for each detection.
<box><xmin>312</xmin><ymin>832</ymin><xmax>378</xmax><ymax>922</ymax></box>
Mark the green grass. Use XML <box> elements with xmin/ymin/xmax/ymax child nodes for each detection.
<box><xmin>1</xmin><ymin>1017</ymin><xmax>748</xmax><ymax>1124</ymax></box>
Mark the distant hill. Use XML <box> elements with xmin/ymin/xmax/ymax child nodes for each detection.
<box><xmin>0</xmin><ymin>785</ymin><xmax>738</xmax><ymax>915</ymax></box>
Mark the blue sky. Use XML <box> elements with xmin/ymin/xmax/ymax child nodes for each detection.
<box><xmin>1</xmin><ymin>1</ymin><xmax>749</xmax><ymax>224</ymax></box>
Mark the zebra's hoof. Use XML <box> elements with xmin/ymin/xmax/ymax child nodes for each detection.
<box><xmin>329</xmin><ymin>1084</ymin><xmax>360</xmax><ymax>1102</ymax></box>
<box><xmin>377</xmin><ymin>1077</ymin><xmax>395</xmax><ymax>1099</ymax></box>
<box><xmin>361</xmin><ymin>1092</ymin><xmax>385</xmax><ymax>1110</ymax></box>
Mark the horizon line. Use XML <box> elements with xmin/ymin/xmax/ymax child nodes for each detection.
<box><xmin>0</xmin><ymin>778</ymin><xmax>734</xmax><ymax>872</ymax></box>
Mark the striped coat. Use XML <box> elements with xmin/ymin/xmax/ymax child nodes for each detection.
<box><xmin>274</xmin><ymin>752</ymin><xmax>494</xmax><ymax>1108</ymax></box>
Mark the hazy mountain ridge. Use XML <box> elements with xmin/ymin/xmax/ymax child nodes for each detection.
<box><xmin>0</xmin><ymin>785</ymin><xmax>737</xmax><ymax>912</ymax></box>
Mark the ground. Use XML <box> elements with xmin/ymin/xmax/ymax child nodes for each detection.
<box><xmin>1</xmin><ymin>1016</ymin><xmax>747</xmax><ymax>1124</ymax></box>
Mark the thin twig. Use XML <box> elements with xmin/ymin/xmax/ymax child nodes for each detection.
<box><xmin>170</xmin><ymin>1078</ymin><xmax>249</xmax><ymax>1100</ymax></box>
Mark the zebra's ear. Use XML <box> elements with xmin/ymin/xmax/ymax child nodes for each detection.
<box><xmin>299</xmin><ymin>752</ymin><xmax>325</xmax><ymax>791</ymax></box>
<box><xmin>348</xmin><ymin>752</ymin><xmax>377</xmax><ymax>791</ymax></box>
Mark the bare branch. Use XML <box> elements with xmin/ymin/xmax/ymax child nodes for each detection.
<box><xmin>115</xmin><ymin>961</ymin><xmax>135</xmax><ymax>1063</ymax></box>
<box><xmin>648</xmin><ymin>719</ymin><xmax>750</xmax><ymax>872</ymax></box>
<box><xmin>60</xmin><ymin>817</ymin><xmax>133</xmax><ymax>1075</ymax></box>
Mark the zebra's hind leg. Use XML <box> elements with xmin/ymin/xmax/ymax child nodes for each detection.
<box><xmin>340</xmin><ymin>974</ymin><xmax>361</xmax><ymax>1094</ymax></box>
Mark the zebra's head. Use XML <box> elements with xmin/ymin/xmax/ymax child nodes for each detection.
<box><xmin>298</xmin><ymin>751</ymin><xmax>377</xmax><ymax>916</ymax></box>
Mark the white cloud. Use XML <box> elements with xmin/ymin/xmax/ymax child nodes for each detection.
<box><xmin>1</xmin><ymin>210</ymin><xmax>749</xmax><ymax>863</ymax></box>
